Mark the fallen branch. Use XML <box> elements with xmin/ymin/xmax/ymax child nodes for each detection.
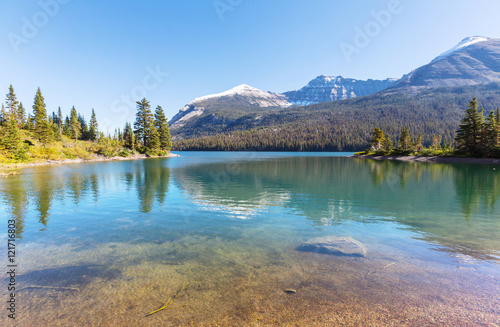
<box><xmin>146</xmin><ymin>282</ymin><xmax>187</xmax><ymax>317</ymax></box>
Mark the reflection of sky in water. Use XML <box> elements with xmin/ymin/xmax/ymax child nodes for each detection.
<box><xmin>0</xmin><ymin>152</ymin><xmax>499</xmax><ymax>325</ymax></box>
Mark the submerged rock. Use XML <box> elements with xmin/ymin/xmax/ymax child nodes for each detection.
<box><xmin>297</xmin><ymin>236</ymin><xmax>367</xmax><ymax>257</ymax></box>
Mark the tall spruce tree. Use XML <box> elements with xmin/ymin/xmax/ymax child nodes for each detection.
<box><xmin>154</xmin><ymin>105</ymin><xmax>172</xmax><ymax>151</ymax></box>
<box><xmin>69</xmin><ymin>106</ymin><xmax>81</xmax><ymax>141</ymax></box>
<box><xmin>5</xmin><ymin>85</ymin><xmax>21</xmax><ymax>127</ymax></box>
<box><xmin>133</xmin><ymin>98</ymin><xmax>157</xmax><ymax>151</ymax></box>
<box><xmin>0</xmin><ymin>104</ymin><xmax>6</xmax><ymax>125</ymax></box>
<box><xmin>486</xmin><ymin>110</ymin><xmax>499</xmax><ymax>151</ymax></box>
<box><xmin>415</xmin><ymin>134</ymin><xmax>423</xmax><ymax>152</ymax></box>
<box><xmin>88</xmin><ymin>109</ymin><xmax>98</xmax><ymax>141</ymax></box>
<box><xmin>123</xmin><ymin>122</ymin><xmax>135</xmax><ymax>150</ymax></box>
<box><xmin>78</xmin><ymin>114</ymin><xmax>88</xmax><ymax>139</ymax></box>
<box><xmin>57</xmin><ymin>107</ymin><xmax>63</xmax><ymax>133</ymax></box>
<box><xmin>32</xmin><ymin>88</ymin><xmax>53</xmax><ymax>144</ymax></box>
<box><xmin>456</xmin><ymin>97</ymin><xmax>485</xmax><ymax>156</ymax></box>
<box><xmin>398</xmin><ymin>127</ymin><xmax>411</xmax><ymax>151</ymax></box>
<box><xmin>369</xmin><ymin>128</ymin><xmax>385</xmax><ymax>151</ymax></box>
<box><xmin>18</xmin><ymin>102</ymin><xmax>26</xmax><ymax>128</ymax></box>
<box><xmin>0</xmin><ymin>117</ymin><xmax>24</xmax><ymax>159</ymax></box>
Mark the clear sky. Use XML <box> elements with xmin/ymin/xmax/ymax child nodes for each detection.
<box><xmin>1</xmin><ymin>0</ymin><xmax>499</xmax><ymax>133</ymax></box>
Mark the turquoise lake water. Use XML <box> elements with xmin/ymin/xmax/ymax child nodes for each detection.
<box><xmin>1</xmin><ymin>152</ymin><xmax>499</xmax><ymax>326</ymax></box>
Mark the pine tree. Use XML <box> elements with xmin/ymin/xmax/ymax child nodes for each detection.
<box><xmin>78</xmin><ymin>114</ymin><xmax>88</xmax><ymax>140</ymax></box>
<box><xmin>123</xmin><ymin>122</ymin><xmax>135</xmax><ymax>150</ymax></box>
<box><xmin>5</xmin><ymin>85</ymin><xmax>21</xmax><ymax>127</ymax></box>
<box><xmin>133</xmin><ymin>98</ymin><xmax>157</xmax><ymax>151</ymax></box>
<box><xmin>88</xmin><ymin>109</ymin><xmax>98</xmax><ymax>141</ymax></box>
<box><xmin>18</xmin><ymin>102</ymin><xmax>26</xmax><ymax>128</ymax></box>
<box><xmin>154</xmin><ymin>105</ymin><xmax>172</xmax><ymax>152</ymax></box>
<box><xmin>32</xmin><ymin>88</ymin><xmax>53</xmax><ymax>144</ymax></box>
<box><xmin>432</xmin><ymin>134</ymin><xmax>442</xmax><ymax>150</ymax></box>
<box><xmin>63</xmin><ymin>116</ymin><xmax>71</xmax><ymax>137</ymax></box>
<box><xmin>369</xmin><ymin>128</ymin><xmax>385</xmax><ymax>151</ymax></box>
<box><xmin>398</xmin><ymin>127</ymin><xmax>411</xmax><ymax>151</ymax></box>
<box><xmin>415</xmin><ymin>134</ymin><xmax>423</xmax><ymax>152</ymax></box>
<box><xmin>0</xmin><ymin>116</ymin><xmax>25</xmax><ymax>160</ymax></box>
<box><xmin>382</xmin><ymin>135</ymin><xmax>393</xmax><ymax>152</ymax></box>
<box><xmin>57</xmin><ymin>107</ymin><xmax>63</xmax><ymax>134</ymax></box>
<box><xmin>486</xmin><ymin>110</ymin><xmax>499</xmax><ymax>151</ymax></box>
<box><xmin>69</xmin><ymin>106</ymin><xmax>81</xmax><ymax>141</ymax></box>
<box><xmin>456</xmin><ymin>98</ymin><xmax>485</xmax><ymax>156</ymax></box>
<box><xmin>0</xmin><ymin>104</ymin><xmax>6</xmax><ymax>125</ymax></box>
<box><xmin>26</xmin><ymin>114</ymin><xmax>34</xmax><ymax>131</ymax></box>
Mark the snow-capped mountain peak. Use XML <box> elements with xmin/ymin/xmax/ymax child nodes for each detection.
<box><xmin>431</xmin><ymin>36</ymin><xmax>491</xmax><ymax>63</ymax></box>
<box><xmin>188</xmin><ymin>84</ymin><xmax>278</xmax><ymax>105</ymax></box>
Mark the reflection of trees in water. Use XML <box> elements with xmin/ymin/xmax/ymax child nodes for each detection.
<box><xmin>0</xmin><ymin>160</ymin><xmax>172</xmax><ymax>237</ymax></box>
<box><xmin>134</xmin><ymin>160</ymin><xmax>171</xmax><ymax>213</ymax></box>
<box><xmin>453</xmin><ymin>165</ymin><xmax>500</xmax><ymax>217</ymax></box>
<box><xmin>174</xmin><ymin>157</ymin><xmax>500</xmax><ymax>260</ymax></box>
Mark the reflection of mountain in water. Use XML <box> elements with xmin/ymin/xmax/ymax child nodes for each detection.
<box><xmin>1</xmin><ymin>156</ymin><xmax>499</xmax><ymax>261</ymax></box>
<box><xmin>173</xmin><ymin>157</ymin><xmax>500</xmax><ymax>261</ymax></box>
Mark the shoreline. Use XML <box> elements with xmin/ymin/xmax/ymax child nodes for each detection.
<box><xmin>0</xmin><ymin>152</ymin><xmax>180</xmax><ymax>175</ymax></box>
<box><xmin>351</xmin><ymin>154</ymin><xmax>500</xmax><ymax>164</ymax></box>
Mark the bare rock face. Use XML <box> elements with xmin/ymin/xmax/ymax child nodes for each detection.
<box><xmin>296</xmin><ymin>236</ymin><xmax>367</xmax><ymax>257</ymax></box>
<box><xmin>284</xmin><ymin>75</ymin><xmax>396</xmax><ymax>106</ymax></box>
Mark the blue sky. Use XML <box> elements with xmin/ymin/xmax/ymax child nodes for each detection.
<box><xmin>1</xmin><ymin>0</ymin><xmax>499</xmax><ymax>133</ymax></box>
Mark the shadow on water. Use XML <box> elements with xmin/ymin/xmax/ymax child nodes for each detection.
<box><xmin>14</xmin><ymin>264</ymin><xmax>122</xmax><ymax>289</ymax></box>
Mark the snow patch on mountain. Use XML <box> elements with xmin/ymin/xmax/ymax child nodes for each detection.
<box><xmin>431</xmin><ymin>36</ymin><xmax>491</xmax><ymax>63</ymax></box>
<box><xmin>189</xmin><ymin>84</ymin><xmax>292</xmax><ymax>108</ymax></box>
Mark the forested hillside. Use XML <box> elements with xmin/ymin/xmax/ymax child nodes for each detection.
<box><xmin>173</xmin><ymin>83</ymin><xmax>500</xmax><ymax>151</ymax></box>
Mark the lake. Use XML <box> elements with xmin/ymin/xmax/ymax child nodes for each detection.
<box><xmin>1</xmin><ymin>152</ymin><xmax>499</xmax><ymax>326</ymax></box>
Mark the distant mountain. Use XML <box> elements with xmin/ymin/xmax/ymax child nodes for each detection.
<box><xmin>392</xmin><ymin>36</ymin><xmax>500</xmax><ymax>89</ymax></box>
<box><xmin>170</xmin><ymin>84</ymin><xmax>291</xmax><ymax>128</ymax></box>
<box><xmin>170</xmin><ymin>76</ymin><xmax>396</xmax><ymax>129</ymax></box>
<box><xmin>283</xmin><ymin>75</ymin><xmax>397</xmax><ymax>106</ymax></box>
<box><xmin>170</xmin><ymin>36</ymin><xmax>500</xmax><ymax>143</ymax></box>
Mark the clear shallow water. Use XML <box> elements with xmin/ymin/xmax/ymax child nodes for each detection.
<box><xmin>1</xmin><ymin>152</ymin><xmax>499</xmax><ymax>326</ymax></box>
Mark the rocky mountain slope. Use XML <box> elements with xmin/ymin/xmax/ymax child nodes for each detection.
<box><xmin>283</xmin><ymin>75</ymin><xmax>397</xmax><ymax>106</ymax></box>
<box><xmin>391</xmin><ymin>36</ymin><xmax>500</xmax><ymax>89</ymax></box>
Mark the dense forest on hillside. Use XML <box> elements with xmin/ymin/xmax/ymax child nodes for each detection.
<box><xmin>173</xmin><ymin>84</ymin><xmax>500</xmax><ymax>151</ymax></box>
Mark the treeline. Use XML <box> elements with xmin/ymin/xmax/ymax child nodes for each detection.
<box><xmin>0</xmin><ymin>85</ymin><xmax>171</xmax><ymax>163</ymax></box>
<box><xmin>173</xmin><ymin>121</ymin><xmax>368</xmax><ymax>151</ymax></box>
<box><xmin>367</xmin><ymin>97</ymin><xmax>500</xmax><ymax>158</ymax></box>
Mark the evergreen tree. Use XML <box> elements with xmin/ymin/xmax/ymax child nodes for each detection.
<box><xmin>78</xmin><ymin>114</ymin><xmax>88</xmax><ymax>140</ymax></box>
<box><xmin>56</xmin><ymin>107</ymin><xmax>63</xmax><ymax>134</ymax></box>
<box><xmin>432</xmin><ymin>134</ymin><xmax>442</xmax><ymax>150</ymax></box>
<box><xmin>32</xmin><ymin>88</ymin><xmax>53</xmax><ymax>144</ymax></box>
<box><xmin>415</xmin><ymin>134</ymin><xmax>423</xmax><ymax>152</ymax></box>
<box><xmin>69</xmin><ymin>106</ymin><xmax>81</xmax><ymax>141</ymax></box>
<box><xmin>133</xmin><ymin>98</ymin><xmax>157</xmax><ymax>151</ymax></box>
<box><xmin>26</xmin><ymin>114</ymin><xmax>35</xmax><ymax>131</ymax></box>
<box><xmin>398</xmin><ymin>127</ymin><xmax>411</xmax><ymax>151</ymax></box>
<box><xmin>88</xmin><ymin>108</ymin><xmax>98</xmax><ymax>141</ymax></box>
<box><xmin>0</xmin><ymin>104</ymin><xmax>6</xmax><ymax>125</ymax></box>
<box><xmin>5</xmin><ymin>85</ymin><xmax>21</xmax><ymax>127</ymax></box>
<box><xmin>18</xmin><ymin>102</ymin><xmax>26</xmax><ymax>128</ymax></box>
<box><xmin>369</xmin><ymin>128</ymin><xmax>385</xmax><ymax>151</ymax></box>
<box><xmin>382</xmin><ymin>135</ymin><xmax>393</xmax><ymax>152</ymax></box>
<box><xmin>63</xmin><ymin>116</ymin><xmax>71</xmax><ymax>137</ymax></box>
<box><xmin>154</xmin><ymin>105</ymin><xmax>172</xmax><ymax>151</ymax></box>
<box><xmin>0</xmin><ymin>117</ymin><xmax>25</xmax><ymax>159</ymax></box>
<box><xmin>456</xmin><ymin>98</ymin><xmax>485</xmax><ymax>156</ymax></box>
<box><xmin>123</xmin><ymin>122</ymin><xmax>135</xmax><ymax>150</ymax></box>
<box><xmin>486</xmin><ymin>110</ymin><xmax>499</xmax><ymax>150</ymax></box>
